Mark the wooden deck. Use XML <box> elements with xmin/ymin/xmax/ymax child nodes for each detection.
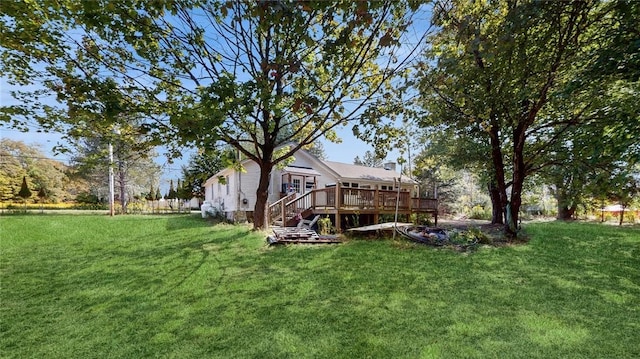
<box><xmin>269</xmin><ymin>188</ymin><xmax>438</xmax><ymax>231</ymax></box>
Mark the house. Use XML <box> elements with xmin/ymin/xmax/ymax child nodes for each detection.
<box><xmin>203</xmin><ymin>146</ymin><xmax>438</xmax><ymax>230</ymax></box>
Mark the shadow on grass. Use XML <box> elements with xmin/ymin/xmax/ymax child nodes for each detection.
<box><xmin>3</xmin><ymin>217</ymin><xmax>639</xmax><ymax>358</ymax></box>
<box><xmin>165</xmin><ymin>214</ymin><xmax>215</xmax><ymax>230</ymax></box>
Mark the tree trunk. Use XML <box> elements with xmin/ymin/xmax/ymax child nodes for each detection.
<box><xmin>557</xmin><ymin>205</ymin><xmax>576</xmax><ymax>220</ymax></box>
<box><xmin>488</xmin><ymin>123</ymin><xmax>509</xmax><ymax>231</ymax></box>
<box><xmin>488</xmin><ymin>180</ymin><xmax>503</xmax><ymax>224</ymax></box>
<box><xmin>506</xmin><ymin>197</ymin><xmax>521</xmax><ymax>238</ymax></box>
<box><xmin>555</xmin><ymin>188</ymin><xmax>576</xmax><ymax>220</ymax></box>
<box><xmin>506</xmin><ymin>121</ymin><xmax>528</xmax><ymax>238</ymax></box>
<box><xmin>619</xmin><ymin>205</ymin><xmax>625</xmax><ymax>226</ymax></box>
<box><xmin>118</xmin><ymin>159</ymin><xmax>127</xmax><ymax>213</ymax></box>
<box><xmin>252</xmin><ymin>161</ymin><xmax>274</xmax><ymax>231</ymax></box>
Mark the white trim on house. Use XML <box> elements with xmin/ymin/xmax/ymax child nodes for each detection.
<box><xmin>282</xmin><ymin>166</ymin><xmax>322</xmax><ymax>177</ymax></box>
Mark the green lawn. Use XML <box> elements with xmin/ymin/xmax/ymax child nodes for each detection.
<box><xmin>1</xmin><ymin>215</ymin><xmax>638</xmax><ymax>358</ymax></box>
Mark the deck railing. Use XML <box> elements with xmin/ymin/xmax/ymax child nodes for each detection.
<box><xmin>273</xmin><ymin>188</ymin><xmax>437</xmax><ymax>214</ymax></box>
<box><xmin>284</xmin><ymin>191</ymin><xmax>314</xmax><ymax>218</ymax></box>
<box><xmin>268</xmin><ymin>192</ymin><xmax>296</xmax><ymax>224</ymax></box>
<box><xmin>411</xmin><ymin>197</ymin><xmax>438</xmax><ymax>212</ymax></box>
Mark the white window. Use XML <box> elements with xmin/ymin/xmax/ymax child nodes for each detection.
<box><xmin>292</xmin><ymin>178</ymin><xmax>301</xmax><ymax>193</ymax></box>
<box><xmin>226</xmin><ymin>175</ymin><xmax>230</xmax><ymax>195</ymax></box>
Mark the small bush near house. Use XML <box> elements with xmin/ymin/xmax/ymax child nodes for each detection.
<box><xmin>468</xmin><ymin>205</ymin><xmax>491</xmax><ymax>220</ymax></box>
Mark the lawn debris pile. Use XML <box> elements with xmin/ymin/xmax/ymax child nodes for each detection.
<box><xmin>267</xmin><ymin>227</ymin><xmax>342</xmax><ymax>245</ymax></box>
<box><xmin>395</xmin><ymin>225</ymin><xmax>481</xmax><ymax>249</ymax></box>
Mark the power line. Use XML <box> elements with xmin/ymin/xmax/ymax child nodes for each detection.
<box><xmin>0</xmin><ymin>153</ymin><xmax>72</xmax><ymax>162</ymax></box>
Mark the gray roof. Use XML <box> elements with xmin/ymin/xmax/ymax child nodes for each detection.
<box><xmin>321</xmin><ymin>160</ymin><xmax>417</xmax><ymax>184</ymax></box>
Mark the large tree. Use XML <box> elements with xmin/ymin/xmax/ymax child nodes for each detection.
<box><xmin>69</xmin><ymin>128</ymin><xmax>161</xmax><ymax>213</ymax></box>
<box><xmin>541</xmin><ymin>1</ymin><xmax>640</xmax><ymax>220</ymax></box>
<box><xmin>1</xmin><ymin>0</ymin><xmax>428</xmax><ymax>229</ymax></box>
<box><xmin>180</xmin><ymin>148</ymin><xmax>233</xmax><ymax>202</ymax></box>
<box><xmin>415</xmin><ymin>0</ymin><xmax>628</xmax><ymax>237</ymax></box>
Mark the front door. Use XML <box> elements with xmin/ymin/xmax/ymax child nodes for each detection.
<box><xmin>291</xmin><ymin>177</ymin><xmax>303</xmax><ymax>195</ymax></box>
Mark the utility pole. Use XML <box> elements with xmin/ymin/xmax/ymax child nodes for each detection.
<box><xmin>109</xmin><ymin>140</ymin><xmax>114</xmax><ymax>216</ymax></box>
<box><xmin>108</xmin><ymin>126</ymin><xmax>120</xmax><ymax>217</ymax></box>
<box><xmin>393</xmin><ymin>167</ymin><xmax>402</xmax><ymax>241</ymax></box>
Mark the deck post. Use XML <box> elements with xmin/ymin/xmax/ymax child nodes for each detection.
<box><xmin>335</xmin><ymin>185</ymin><xmax>341</xmax><ymax>232</ymax></box>
<box><xmin>374</xmin><ymin>188</ymin><xmax>379</xmax><ymax>210</ymax></box>
<box><xmin>434</xmin><ymin>205</ymin><xmax>438</xmax><ymax>226</ymax></box>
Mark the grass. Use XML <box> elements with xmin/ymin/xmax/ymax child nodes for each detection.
<box><xmin>1</xmin><ymin>215</ymin><xmax>639</xmax><ymax>358</ymax></box>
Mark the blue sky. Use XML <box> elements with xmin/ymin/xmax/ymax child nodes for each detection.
<box><xmin>1</xmin><ymin>119</ymin><xmax>400</xmax><ymax>194</ymax></box>
<box><xmin>0</xmin><ymin>122</ymin><xmax>397</xmax><ymax>163</ymax></box>
<box><xmin>1</xmin><ymin>81</ymin><xmax>398</xmax><ymax>168</ymax></box>
<box><xmin>1</xmin><ymin>2</ymin><xmax>417</xmax><ymax>192</ymax></box>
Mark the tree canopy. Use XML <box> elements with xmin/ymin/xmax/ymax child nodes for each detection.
<box><xmin>1</xmin><ymin>0</ymin><xmax>428</xmax><ymax>228</ymax></box>
<box><xmin>415</xmin><ymin>0</ymin><xmax>639</xmax><ymax>236</ymax></box>
<box><xmin>2</xmin><ymin>0</ymin><xmax>637</xmax><ymax>231</ymax></box>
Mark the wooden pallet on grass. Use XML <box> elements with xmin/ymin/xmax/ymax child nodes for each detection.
<box><xmin>267</xmin><ymin>227</ymin><xmax>342</xmax><ymax>245</ymax></box>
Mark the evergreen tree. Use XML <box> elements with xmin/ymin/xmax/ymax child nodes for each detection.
<box><xmin>154</xmin><ymin>187</ymin><xmax>162</xmax><ymax>213</ymax></box>
<box><xmin>145</xmin><ymin>184</ymin><xmax>154</xmax><ymax>201</ymax></box>
<box><xmin>167</xmin><ymin>180</ymin><xmax>176</xmax><ymax>210</ymax></box>
<box><xmin>353</xmin><ymin>151</ymin><xmax>385</xmax><ymax>168</ymax></box>
<box><xmin>145</xmin><ymin>183</ymin><xmax>155</xmax><ymax>212</ymax></box>
<box><xmin>167</xmin><ymin>180</ymin><xmax>176</xmax><ymax>199</ymax></box>
<box><xmin>37</xmin><ymin>187</ymin><xmax>47</xmax><ymax>200</ymax></box>
<box><xmin>18</xmin><ymin>176</ymin><xmax>32</xmax><ymax>208</ymax></box>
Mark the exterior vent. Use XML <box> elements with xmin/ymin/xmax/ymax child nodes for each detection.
<box><xmin>383</xmin><ymin>162</ymin><xmax>396</xmax><ymax>171</ymax></box>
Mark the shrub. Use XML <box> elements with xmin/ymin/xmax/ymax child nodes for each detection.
<box><xmin>466</xmin><ymin>227</ymin><xmax>492</xmax><ymax>244</ymax></box>
<box><xmin>469</xmin><ymin>205</ymin><xmax>491</xmax><ymax>220</ymax></box>
<box><xmin>73</xmin><ymin>203</ymin><xmax>108</xmax><ymax>210</ymax></box>
<box><xmin>448</xmin><ymin>227</ymin><xmax>492</xmax><ymax>245</ymax></box>
<box><xmin>76</xmin><ymin>192</ymin><xmax>102</xmax><ymax>204</ymax></box>
<box><xmin>624</xmin><ymin>211</ymin><xmax>636</xmax><ymax>224</ymax></box>
<box><xmin>317</xmin><ymin>216</ymin><xmax>332</xmax><ymax>235</ymax></box>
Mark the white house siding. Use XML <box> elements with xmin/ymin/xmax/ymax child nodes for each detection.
<box><xmin>237</xmin><ymin>161</ymin><xmax>262</xmax><ymax>212</ymax></box>
<box><xmin>275</xmin><ymin>150</ymin><xmax>335</xmax><ymax>193</ymax></box>
<box><xmin>204</xmin><ymin>159</ymin><xmax>279</xmax><ymax>220</ymax></box>
<box><xmin>202</xmin><ymin>168</ymin><xmax>232</xmax><ymax>218</ymax></box>
<box><xmin>202</xmin><ymin>145</ymin><xmax>412</xmax><ymax>223</ymax></box>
